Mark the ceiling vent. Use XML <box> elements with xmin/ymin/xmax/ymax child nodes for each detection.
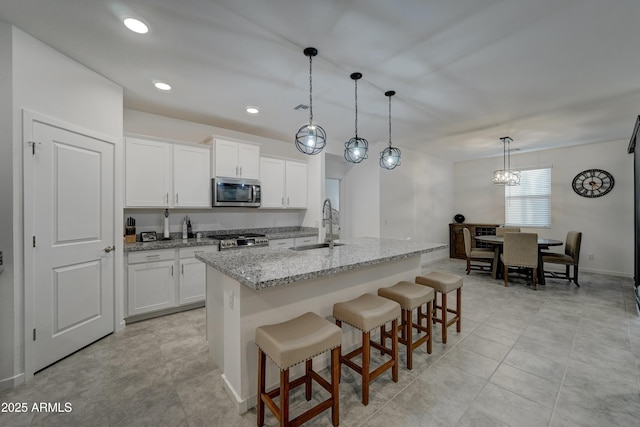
<box><xmin>294</xmin><ymin>104</ymin><xmax>309</xmax><ymax>110</ymax></box>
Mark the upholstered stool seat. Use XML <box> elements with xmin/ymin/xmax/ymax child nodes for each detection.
<box><xmin>256</xmin><ymin>312</ymin><xmax>341</xmax><ymax>427</ymax></box>
<box><xmin>415</xmin><ymin>272</ymin><xmax>463</xmax><ymax>344</ymax></box>
<box><xmin>333</xmin><ymin>293</ymin><xmax>401</xmax><ymax>405</ymax></box>
<box><xmin>378</xmin><ymin>281</ymin><xmax>434</xmax><ymax>369</ymax></box>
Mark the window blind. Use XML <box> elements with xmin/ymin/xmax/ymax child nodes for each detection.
<box><xmin>505</xmin><ymin>168</ymin><xmax>551</xmax><ymax>227</ymax></box>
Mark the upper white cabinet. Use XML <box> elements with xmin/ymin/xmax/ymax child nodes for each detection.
<box><xmin>208</xmin><ymin>138</ymin><xmax>260</xmax><ymax>179</ymax></box>
<box><xmin>173</xmin><ymin>144</ymin><xmax>211</xmax><ymax>208</ymax></box>
<box><xmin>260</xmin><ymin>157</ymin><xmax>307</xmax><ymax>209</ymax></box>
<box><xmin>125</xmin><ymin>137</ymin><xmax>210</xmax><ymax>208</ymax></box>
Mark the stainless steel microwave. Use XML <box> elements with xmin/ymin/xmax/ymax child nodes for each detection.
<box><xmin>212</xmin><ymin>178</ymin><xmax>261</xmax><ymax>207</ymax></box>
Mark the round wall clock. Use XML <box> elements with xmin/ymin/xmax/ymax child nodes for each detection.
<box><xmin>572</xmin><ymin>169</ymin><xmax>614</xmax><ymax>198</ymax></box>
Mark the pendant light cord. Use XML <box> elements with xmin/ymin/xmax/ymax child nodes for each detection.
<box><xmin>308</xmin><ymin>55</ymin><xmax>313</xmax><ymax>124</ymax></box>
<box><xmin>354</xmin><ymin>78</ymin><xmax>358</xmax><ymax>138</ymax></box>
<box><xmin>388</xmin><ymin>94</ymin><xmax>392</xmax><ymax>148</ymax></box>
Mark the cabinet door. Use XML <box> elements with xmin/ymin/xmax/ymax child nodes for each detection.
<box><xmin>260</xmin><ymin>157</ymin><xmax>285</xmax><ymax>208</ymax></box>
<box><xmin>127</xmin><ymin>260</ymin><xmax>176</xmax><ymax>316</ymax></box>
<box><xmin>179</xmin><ymin>258</ymin><xmax>206</xmax><ymax>304</ymax></box>
<box><xmin>238</xmin><ymin>144</ymin><xmax>260</xmax><ymax>179</ymax></box>
<box><xmin>214</xmin><ymin>139</ymin><xmax>239</xmax><ymax>178</ymax></box>
<box><xmin>285</xmin><ymin>161</ymin><xmax>307</xmax><ymax>208</ymax></box>
<box><xmin>174</xmin><ymin>144</ymin><xmax>211</xmax><ymax>207</ymax></box>
<box><xmin>125</xmin><ymin>138</ymin><xmax>172</xmax><ymax>207</ymax></box>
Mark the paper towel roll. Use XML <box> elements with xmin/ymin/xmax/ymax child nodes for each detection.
<box><xmin>163</xmin><ymin>216</ymin><xmax>170</xmax><ymax>238</ymax></box>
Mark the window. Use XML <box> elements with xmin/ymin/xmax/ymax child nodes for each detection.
<box><xmin>505</xmin><ymin>167</ymin><xmax>551</xmax><ymax>227</ymax></box>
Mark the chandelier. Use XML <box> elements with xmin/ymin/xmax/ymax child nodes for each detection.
<box><xmin>493</xmin><ymin>136</ymin><xmax>520</xmax><ymax>185</ymax></box>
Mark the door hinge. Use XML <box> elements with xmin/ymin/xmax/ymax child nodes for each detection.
<box><xmin>32</xmin><ymin>236</ymin><xmax>36</xmax><ymax>248</ymax></box>
<box><xmin>33</xmin><ymin>328</ymin><xmax>36</xmax><ymax>341</ymax></box>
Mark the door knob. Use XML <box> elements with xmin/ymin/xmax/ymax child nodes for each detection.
<box><xmin>104</xmin><ymin>246</ymin><xmax>115</xmax><ymax>253</ymax></box>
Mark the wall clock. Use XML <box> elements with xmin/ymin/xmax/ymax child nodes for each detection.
<box><xmin>572</xmin><ymin>169</ymin><xmax>614</xmax><ymax>198</ymax></box>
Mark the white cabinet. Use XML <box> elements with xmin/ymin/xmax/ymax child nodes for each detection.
<box><xmin>125</xmin><ymin>137</ymin><xmax>173</xmax><ymax>207</ymax></box>
<box><xmin>127</xmin><ymin>250</ymin><xmax>176</xmax><ymax>316</ymax></box>
<box><xmin>210</xmin><ymin>138</ymin><xmax>260</xmax><ymax>179</ymax></box>
<box><xmin>178</xmin><ymin>247</ymin><xmax>208</xmax><ymax>305</ymax></box>
<box><xmin>126</xmin><ymin>245</ymin><xmax>216</xmax><ymax>318</ymax></box>
<box><xmin>260</xmin><ymin>157</ymin><xmax>307</xmax><ymax>209</ymax></box>
<box><xmin>173</xmin><ymin>144</ymin><xmax>211</xmax><ymax>208</ymax></box>
<box><xmin>125</xmin><ymin>137</ymin><xmax>211</xmax><ymax>208</ymax></box>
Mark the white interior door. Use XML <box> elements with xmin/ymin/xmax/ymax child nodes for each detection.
<box><xmin>30</xmin><ymin>120</ymin><xmax>115</xmax><ymax>372</ymax></box>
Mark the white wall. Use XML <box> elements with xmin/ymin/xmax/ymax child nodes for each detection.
<box><xmin>454</xmin><ymin>139</ymin><xmax>634</xmax><ymax>276</ymax></box>
<box><xmin>1</xmin><ymin>26</ymin><xmax>123</xmax><ymax>390</ymax></box>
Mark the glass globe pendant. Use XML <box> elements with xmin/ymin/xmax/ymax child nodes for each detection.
<box><xmin>380</xmin><ymin>90</ymin><xmax>401</xmax><ymax>170</ymax></box>
<box><xmin>344</xmin><ymin>72</ymin><xmax>369</xmax><ymax>163</ymax></box>
<box><xmin>295</xmin><ymin>47</ymin><xmax>326</xmax><ymax>155</ymax></box>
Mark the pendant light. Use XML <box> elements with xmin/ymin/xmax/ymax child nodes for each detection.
<box><xmin>295</xmin><ymin>47</ymin><xmax>326</xmax><ymax>155</ymax></box>
<box><xmin>379</xmin><ymin>90</ymin><xmax>401</xmax><ymax>170</ymax></box>
<box><xmin>344</xmin><ymin>72</ymin><xmax>369</xmax><ymax>163</ymax></box>
<box><xmin>492</xmin><ymin>136</ymin><xmax>520</xmax><ymax>185</ymax></box>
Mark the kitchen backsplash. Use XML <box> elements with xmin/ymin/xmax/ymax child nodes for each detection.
<box><xmin>123</xmin><ymin>208</ymin><xmax>306</xmax><ymax>236</ymax></box>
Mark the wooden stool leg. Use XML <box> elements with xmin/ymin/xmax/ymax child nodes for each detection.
<box><xmin>380</xmin><ymin>323</ymin><xmax>386</xmax><ymax>355</ymax></box>
<box><xmin>442</xmin><ymin>292</ymin><xmax>448</xmax><ymax>344</ymax></box>
<box><xmin>426</xmin><ymin>300</ymin><xmax>432</xmax><ymax>354</ymax></box>
<box><xmin>257</xmin><ymin>349</ymin><xmax>266</xmax><ymax>427</ymax></box>
<box><xmin>391</xmin><ymin>319</ymin><xmax>399</xmax><ymax>382</ymax></box>
<box><xmin>331</xmin><ymin>347</ymin><xmax>340</xmax><ymax>427</ymax></box>
<box><xmin>362</xmin><ymin>331</ymin><xmax>370</xmax><ymax>405</ymax></box>
<box><xmin>305</xmin><ymin>359</ymin><xmax>312</xmax><ymax>401</ymax></box>
<box><xmin>456</xmin><ymin>288</ymin><xmax>462</xmax><ymax>332</ymax></box>
<box><xmin>405</xmin><ymin>309</ymin><xmax>413</xmax><ymax>370</ymax></box>
<box><xmin>335</xmin><ymin>319</ymin><xmax>342</xmax><ymax>384</ymax></box>
<box><xmin>280</xmin><ymin>369</ymin><xmax>289</xmax><ymax>427</ymax></box>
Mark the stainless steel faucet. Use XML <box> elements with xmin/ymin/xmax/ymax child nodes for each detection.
<box><xmin>322</xmin><ymin>198</ymin><xmax>334</xmax><ymax>249</ymax></box>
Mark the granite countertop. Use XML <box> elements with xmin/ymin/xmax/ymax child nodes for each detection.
<box><xmin>123</xmin><ymin>227</ymin><xmax>318</xmax><ymax>252</ymax></box>
<box><xmin>196</xmin><ymin>237</ymin><xmax>448</xmax><ymax>290</ymax></box>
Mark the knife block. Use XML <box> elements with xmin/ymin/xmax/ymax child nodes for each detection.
<box><xmin>124</xmin><ymin>227</ymin><xmax>137</xmax><ymax>243</ymax></box>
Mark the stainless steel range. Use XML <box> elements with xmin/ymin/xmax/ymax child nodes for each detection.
<box><xmin>210</xmin><ymin>233</ymin><xmax>269</xmax><ymax>250</ymax></box>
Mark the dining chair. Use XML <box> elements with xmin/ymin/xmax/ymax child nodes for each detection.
<box><xmin>500</xmin><ymin>232</ymin><xmax>538</xmax><ymax>290</ymax></box>
<box><xmin>495</xmin><ymin>226</ymin><xmax>521</xmax><ymax>236</ymax></box>
<box><xmin>542</xmin><ymin>231</ymin><xmax>582</xmax><ymax>287</ymax></box>
<box><xmin>462</xmin><ymin>228</ymin><xmax>494</xmax><ymax>275</ymax></box>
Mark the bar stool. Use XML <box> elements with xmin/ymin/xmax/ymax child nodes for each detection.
<box><xmin>378</xmin><ymin>281</ymin><xmax>434</xmax><ymax>370</ymax></box>
<box><xmin>255</xmin><ymin>312</ymin><xmax>342</xmax><ymax>427</ymax></box>
<box><xmin>415</xmin><ymin>272</ymin><xmax>463</xmax><ymax>344</ymax></box>
<box><xmin>333</xmin><ymin>293</ymin><xmax>401</xmax><ymax>405</ymax></box>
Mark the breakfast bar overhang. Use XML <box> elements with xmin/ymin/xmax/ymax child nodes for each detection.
<box><xmin>196</xmin><ymin>237</ymin><xmax>447</xmax><ymax>414</ymax></box>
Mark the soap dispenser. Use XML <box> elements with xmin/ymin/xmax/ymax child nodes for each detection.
<box><xmin>182</xmin><ymin>216</ymin><xmax>188</xmax><ymax>239</ymax></box>
<box><xmin>163</xmin><ymin>209</ymin><xmax>170</xmax><ymax>239</ymax></box>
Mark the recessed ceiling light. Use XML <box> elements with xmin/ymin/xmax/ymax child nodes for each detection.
<box><xmin>154</xmin><ymin>81</ymin><xmax>171</xmax><ymax>91</ymax></box>
<box><xmin>124</xmin><ymin>18</ymin><xmax>148</xmax><ymax>34</ymax></box>
<box><xmin>245</xmin><ymin>106</ymin><xmax>260</xmax><ymax>114</ymax></box>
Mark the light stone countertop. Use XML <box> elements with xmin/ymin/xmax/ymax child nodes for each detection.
<box><xmin>196</xmin><ymin>237</ymin><xmax>447</xmax><ymax>290</ymax></box>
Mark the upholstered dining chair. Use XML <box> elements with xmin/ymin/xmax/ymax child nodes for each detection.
<box><xmin>495</xmin><ymin>226</ymin><xmax>521</xmax><ymax>236</ymax></box>
<box><xmin>462</xmin><ymin>228</ymin><xmax>494</xmax><ymax>275</ymax></box>
<box><xmin>542</xmin><ymin>231</ymin><xmax>582</xmax><ymax>287</ymax></box>
<box><xmin>500</xmin><ymin>232</ymin><xmax>538</xmax><ymax>290</ymax></box>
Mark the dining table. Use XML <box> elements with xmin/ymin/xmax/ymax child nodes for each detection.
<box><xmin>474</xmin><ymin>235</ymin><xmax>563</xmax><ymax>286</ymax></box>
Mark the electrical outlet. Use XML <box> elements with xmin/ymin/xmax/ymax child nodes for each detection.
<box><xmin>588</xmin><ymin>254</ymin><xmax>594</xmax><ymax>261</ymax></box>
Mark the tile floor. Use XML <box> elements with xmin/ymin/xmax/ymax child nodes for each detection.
<box><xmin>1</xmin><ymin>258</ymin><xmax>639</xmax><ymax>427</ymax></box>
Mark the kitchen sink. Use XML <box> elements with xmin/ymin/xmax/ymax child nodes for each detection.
<box><xmin>290</xmin><ymin>242</ymin><xmax>345</xmax><ymax>251</ymax></box>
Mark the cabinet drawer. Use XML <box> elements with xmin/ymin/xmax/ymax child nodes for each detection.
<box><xmin>179</xmin><ymin>246</ymin><xmax>217</xmax><ymax>259</ymax></box>
<box><xmin>269</xmin><ymin>238</ymin><xmax>294</xmax><ymax>248</ymax></box>
<box><xmin>295</xmin><ymin>236</ymin><xmax>317</xmax><ymax>246</ymax></box>
<box><xmin>128</xmin><ymin>249</ymin><xmax>175</xmax><ymax>264</ymax></box>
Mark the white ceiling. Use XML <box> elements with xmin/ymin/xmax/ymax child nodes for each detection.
<box><xmin>1</xmin><ymin>0</ymin><xmax>639</xmax><ymax>162</ymax></box>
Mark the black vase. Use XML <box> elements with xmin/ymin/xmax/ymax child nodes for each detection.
<box><xmin>454</xmin><ymin>214</ymin><xmax>465</xmax><ymax>224</ymax></box>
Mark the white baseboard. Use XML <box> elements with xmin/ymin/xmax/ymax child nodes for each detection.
<box><xmin>0</xmin><ymin>372</ymin><xmax>24</xmax><ymax>392</ymax></box>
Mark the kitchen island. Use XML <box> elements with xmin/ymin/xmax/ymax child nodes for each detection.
<box><xmin>196</xmin><ymin>237</ymin><xmax>447</xmax><ymax>414</ymax></box>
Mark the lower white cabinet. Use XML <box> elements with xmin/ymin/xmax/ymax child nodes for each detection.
<box><xmin>126</xmin><ymin>246</ymin><xmax>216</xmax><ymax>318</ymax></box>
<box><xmin>179</xmin><ymin>247</ymin><xmax>207</xmax><ymax>305</ymax></box>
<box><xmin>127</xmin><ymin>250</ymin><xmax>176</xmax><ymax>316</ymax></box>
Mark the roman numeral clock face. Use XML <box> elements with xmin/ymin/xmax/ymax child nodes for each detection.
<box><xmin>572</xmin><ymin>169</ymin><xmax>614</xmax><ymax>198</ymax></box>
